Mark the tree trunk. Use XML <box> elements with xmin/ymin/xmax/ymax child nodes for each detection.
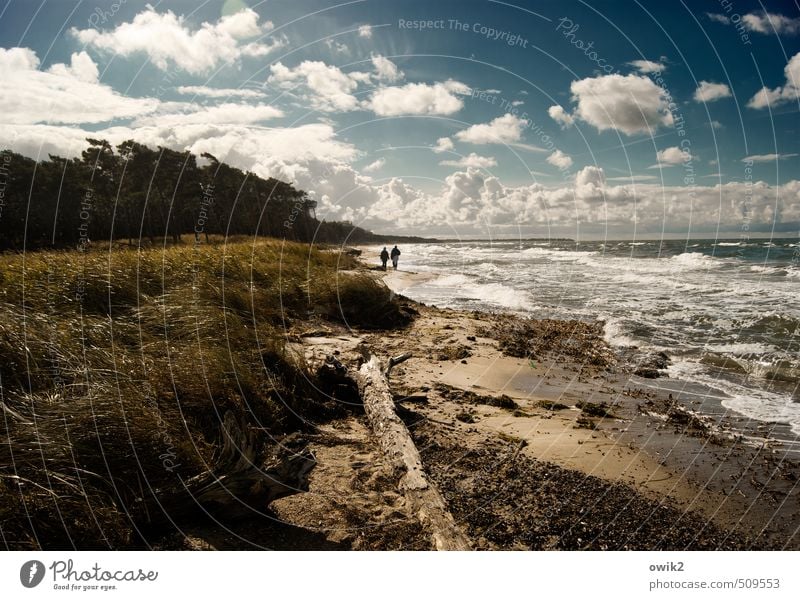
<box><xmin>355</xmin><ymin>355</ymin><xmax>471</xmax><ymax>550</ymax></box>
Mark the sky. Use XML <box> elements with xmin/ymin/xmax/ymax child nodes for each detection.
<box><xmin>1</xmin><ymin>0</ymin><xmax>799</xmax><ymax>239</ymax></box>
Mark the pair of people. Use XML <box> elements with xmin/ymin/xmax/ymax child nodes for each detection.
<box><xmin>380</xmin><ymin>245</ymin><xmax>401</xmax><ymax>270</ymax></box>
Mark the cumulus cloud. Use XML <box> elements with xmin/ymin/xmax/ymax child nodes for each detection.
<box><xmin>741</xmin><ymin>12</ymin><xmax>800</xmax><ymax>35</ymax></box>
<box><xmin>176</xmin><ymin>85</ymin><xmax>267</xmax><ymax>99</ymax></box>
<box><xmin>747</xmin><ymin>51</ymin><xmax>800</xmax><ymax>109</ymax></box>
<box><xmin>628</xmin><ymin>59</ymin><xmax>666</xmax><ymax>74</ymax></box>
<box><xmin>548</xmin><ymin>105</ymin><xmax>575</xmax><ymax>128</ymax></box>
<box><xmin>693</xmin><ymin>81</ymin><xmax>732</xmax><ymax>102</ymax></box>
<box><xmin>71</xmin><ymin>7</ymin><xmax>283</xmax><ymax>75</ymax></box>
<box><xmin>358</xmin><ymin>25</ymin><xmax>373</xmax><ymax>38</ymax></box>
<box><xmin>568</xmin><ymin>74</ymin><xmax>673</xmax><ymax>135</ymax></box>
<box><xmin>432</xmin><ymin>137</ymin><xmax>454</xmax><ymax>153</ymax></box>
<box><xmin>371</xmin><ymin>54</ymin><xmax>403</xmax><ymax>82</ymax></box>
<box><xmin>651</xmin><ymin>146</ymin><xmax>693</xmax><ymax>167</ymax></box>
<box><xmin>0</xmin><ymin>47</ymin><xmax>157</xmax><ymax>125</ymax></box>
<box><xmin>367</xmin><ymin>80</ymin><xmax>469</xmax><ymax>116</ymax></box>
<box><xmin>455</xmin><ymin>113</ymin><xmax>527</xmax><ymax>144</ymax></box>
<box><xmin>7</xmin><ymin>120</ymin><xmax>799</xmax><ymax>235</ymax></box>
<box><xmin>46</xmin><ymin>50</ymin><xmax>99</xmax><ymax>82</ymax></box>
<box><xmin>269</xmin><ymin>60</ymin><xmax>365</xmax><ymax>112</ymax></box>
<box><xmin>363</xmin><ymin>158</ymin><xmax>386</xmax><ymax>172</ymax></box>
<box><xmin>546</xmin><ymin>150</ymin><xmax>573</xmax><ymax>169</ymax></box>
<box><xmin>439</xmin><ymin>153</ymin><xmax>498</xmax><ymax>168</ymax></box>
<box><xmin>742</xmin><ymin>153</ymin><xmax>798</xmax><ymax>163</ymax></box>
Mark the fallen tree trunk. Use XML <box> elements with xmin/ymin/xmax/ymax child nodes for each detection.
<box><xmin>356</xmin><ymin>354</ymin><xmax>471</xmax><ymax>550</ymax></box>
<box><xmin>135</xmin><ymin>411</ymin><xmax>316</xmax><ymax>527</ymax></box>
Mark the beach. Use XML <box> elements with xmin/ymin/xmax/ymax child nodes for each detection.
<box><xmin>260</xmin><ymin>259</ymin><xmax>800</xmax><ymax>550</ymax></box>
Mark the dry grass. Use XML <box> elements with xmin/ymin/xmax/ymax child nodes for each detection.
<box><xmin>0</xmin><ymin>238</ymin><xmax>406</xmax><ymax>549</ymax></box>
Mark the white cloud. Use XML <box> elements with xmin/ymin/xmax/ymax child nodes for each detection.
<box><xmin>47</xmin><ymin>50</ymin><xmax>99</xmax><ymax>83</ymax></box>
<box><xmin>511</xmin><ymin>100</ymin><xmax>524</xmax><ymax>107</ymax></box>
<box><xmin>569</xmin><ymin>74</ymin><xmax>673</xmax><ymax>136</ymax></box>
<box><xmin>439</xmin><ymin>153</ymin><xmax>498</xmax><ymax>168</ymax></box>
<box><xmin>741</xmin><ymin>12</ymin><xmax>800</xmax><ymax>35</ymax></box>
<box><xmin>455</xmin><ymin>113</ymin><xmax>527</xmax><ymax>144</ymax></box>
<box><xmin>71</xmin><ymin>7</ymin><xmax>283</xmax><ymax>75</ymax></box>
<box><xmin>133</xmin><ymin>103</ymin><xmax>283</xmax><ymax>127</ymax></box>
<box><xmin>546</xmin><ymin>150</ymin><xmax>573</xmax><ymax>169</ymax></box>
<box><xmin>748</xmin><ymin>51</ymin><xmax>800</xmax><ymax>108</ymax></box>
<box><xmin>628</xmin><ymin>60</ymin><xmax>666</xmax><ymax>74</ymax></box>
<box><xmin>367</xmin><ymin>80</ymin><xmax>469</xmax><ymax>116</ymax></box>
<box><xmin>606</xmin><ymin>174</ymin><xmax>659</xmax><ymax>182</ymax></box>
<box><xmin>371</xmin><ymin>55</ymin><xmax>403</xmax><ymax>82</ymax></box>
<box><xmin>694</xmin><ymin>81</ymin><xmax>732</xmax><ymax>102</ymax></box>
<box><xmin>325</xmin><ymin>38</ymin><xmax>350</xmax><ymax>54</ymax></box>
<box><xmin>548</xmin><ymin>105</ymin><xmax>575</xmax><ymax>128</ymax></box>
<box><xmin>0</xmin><ymin>47</ymin><xmax>157</xmax><ymax>125</ymax></box>
<box><xmin>742</xmin><ymin>153</ymin><xmax>798</xmax><ymax>163</ymax></box>
<box><xmin>358</xmin><ymin>25</ymin><xmax>373</xmax><ymax>38</ymax></box>
<box><xmin>269</xmin><ymin>60</ymin><xmax>366</xmax><ymax>112</ymax></box>
<box><xmin>432</xmin><ymin>137</ymin><xmax>454</xmax><ymax>153</ymax></box>
<box><xmin>710</xmin><ymin>120</ymin><xmax>723</xmax><ymax>129</ymax></box>
<box><xmin>706</xmin><ymin>13</ymin><xmax>730</xmax><ymax>25</ymax></box>
<box><xmin>176</xmin><ymin>85</ymin><xmax>267</xmax><ymax>99</ymax></box>
<box><xmin>7</xmin><ymin>120</ymin><xmax>800</xmax><ymax>235</ymax></box>
<box><xmin>363</xmin><ymin>157</ymin><xmax>386</xmax><ymax>172</ymax></box>
<box><xmin>652</xmin><ymin>146</ymin><xmax>693</xmax><ymax>167</ymax></box>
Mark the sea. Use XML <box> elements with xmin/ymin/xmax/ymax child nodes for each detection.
<box><xmin>365</xmin><ymin>238</ymin><xmax>800</xmax><ymax>436</ymax></box>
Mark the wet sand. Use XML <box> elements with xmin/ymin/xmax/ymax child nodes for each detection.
<box><xmin>375</xmin><ymin>270</ymin><xmax>800</xmax><ymax>548</ymax></box>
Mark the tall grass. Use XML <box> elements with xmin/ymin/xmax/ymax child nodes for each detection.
<box><xmin>0</xmin><ymin>239</ymin><xmax>406</xmax><ymax>549</ymax></box>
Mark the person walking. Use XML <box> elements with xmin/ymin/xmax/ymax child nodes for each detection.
<box><xmin>390</xmin><ymin>245</ymin><xmax>401</xmax><ymax>270</ymax></box>
<box><xmin>380</xmin><ymin>247</ymin><xmax>389</xmax><ymax>270</ymax></box>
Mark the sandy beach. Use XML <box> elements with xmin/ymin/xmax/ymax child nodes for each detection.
<box><xmin>261</xmin><ymin>264</ymin><xmax>800</xmax><ymax>550</ymax></box>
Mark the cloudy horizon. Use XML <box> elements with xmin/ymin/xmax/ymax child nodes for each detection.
<box><xmin>1</xmin><ymin>0</ymin><xmax>799</xmax><ymax>239</ymax></box>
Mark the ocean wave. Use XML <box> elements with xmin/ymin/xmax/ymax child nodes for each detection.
<box><xmin>603</xmin><ymin>319</ymin><xmax>639</xmax><ymax>347</ymax></box>
<box><xmin>426</xmin><ymin>273</ymin><xmax>532</xmax><ymax>310</ymax></box>
<box><xmin>703</xmin><ymin>342</ymin><xmax>778</xmax><ymax>356</ymax></box>
<box><xmin>668</xmin><ymin>360</ymin><xmax>800</xmax><ymax>435</ymax></box>
<box><xmin>520</xmin><ymin>247</ymin><xmax>595</xmax><ymax>261</ymax></box>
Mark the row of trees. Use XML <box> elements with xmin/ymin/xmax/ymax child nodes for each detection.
<box><xmin>0</xmin><ymin>140</ymin><xmax>389</xmax><ymax>251</ymax></box>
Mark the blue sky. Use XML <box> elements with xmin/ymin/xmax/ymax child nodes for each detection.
<box><xmin>1</xmin><ymin>0</ymin><xmax>799</xmax><ymax>238</ymax></box>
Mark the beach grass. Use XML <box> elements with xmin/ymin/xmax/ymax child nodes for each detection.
<box><xmin>0</xmin><ymin>238</ymin><xmax>404</xmax><ymax>549</ymax></box>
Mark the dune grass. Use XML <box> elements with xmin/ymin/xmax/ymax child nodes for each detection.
<box><xmin>0</xmin><ymin>238</ymin><xmax>405</xmax><ymax>549</ymax></box>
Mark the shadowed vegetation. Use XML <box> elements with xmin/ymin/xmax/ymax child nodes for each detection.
<box><xmin>0</xmin><ymin>239</ymin><xmax>408</xmax><ymax>549</ymax></box>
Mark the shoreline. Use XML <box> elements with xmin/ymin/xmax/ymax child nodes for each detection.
<box><xmin>368</xmin><ymin>266</ymin><xmax>800</xmax><ymax>548</ymax></box>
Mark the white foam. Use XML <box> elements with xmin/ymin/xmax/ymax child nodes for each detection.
<box><xmin>603</xmin><ymin>319</ymin><xmax>638</xmax><ymax>347</ymax></box>
<box><xmin>668</xmin><ymin>360</ymin><xmax>800</xmax><ymax>435</ymax></box>
<box><xmin>703</xmin><ymin>342</ymin><xmax>777</xmax><ymax>355</ymax></box>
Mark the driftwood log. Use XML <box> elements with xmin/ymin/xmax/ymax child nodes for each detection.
<box><xmin>355</xmin><ymin>353</ymin><xmax>472</xmax><ymax>550</ymax></box>
<box><xmin>135</xmin><ymin>411</ymin><xmax>316</xmax><ymax>527</ymax></box>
